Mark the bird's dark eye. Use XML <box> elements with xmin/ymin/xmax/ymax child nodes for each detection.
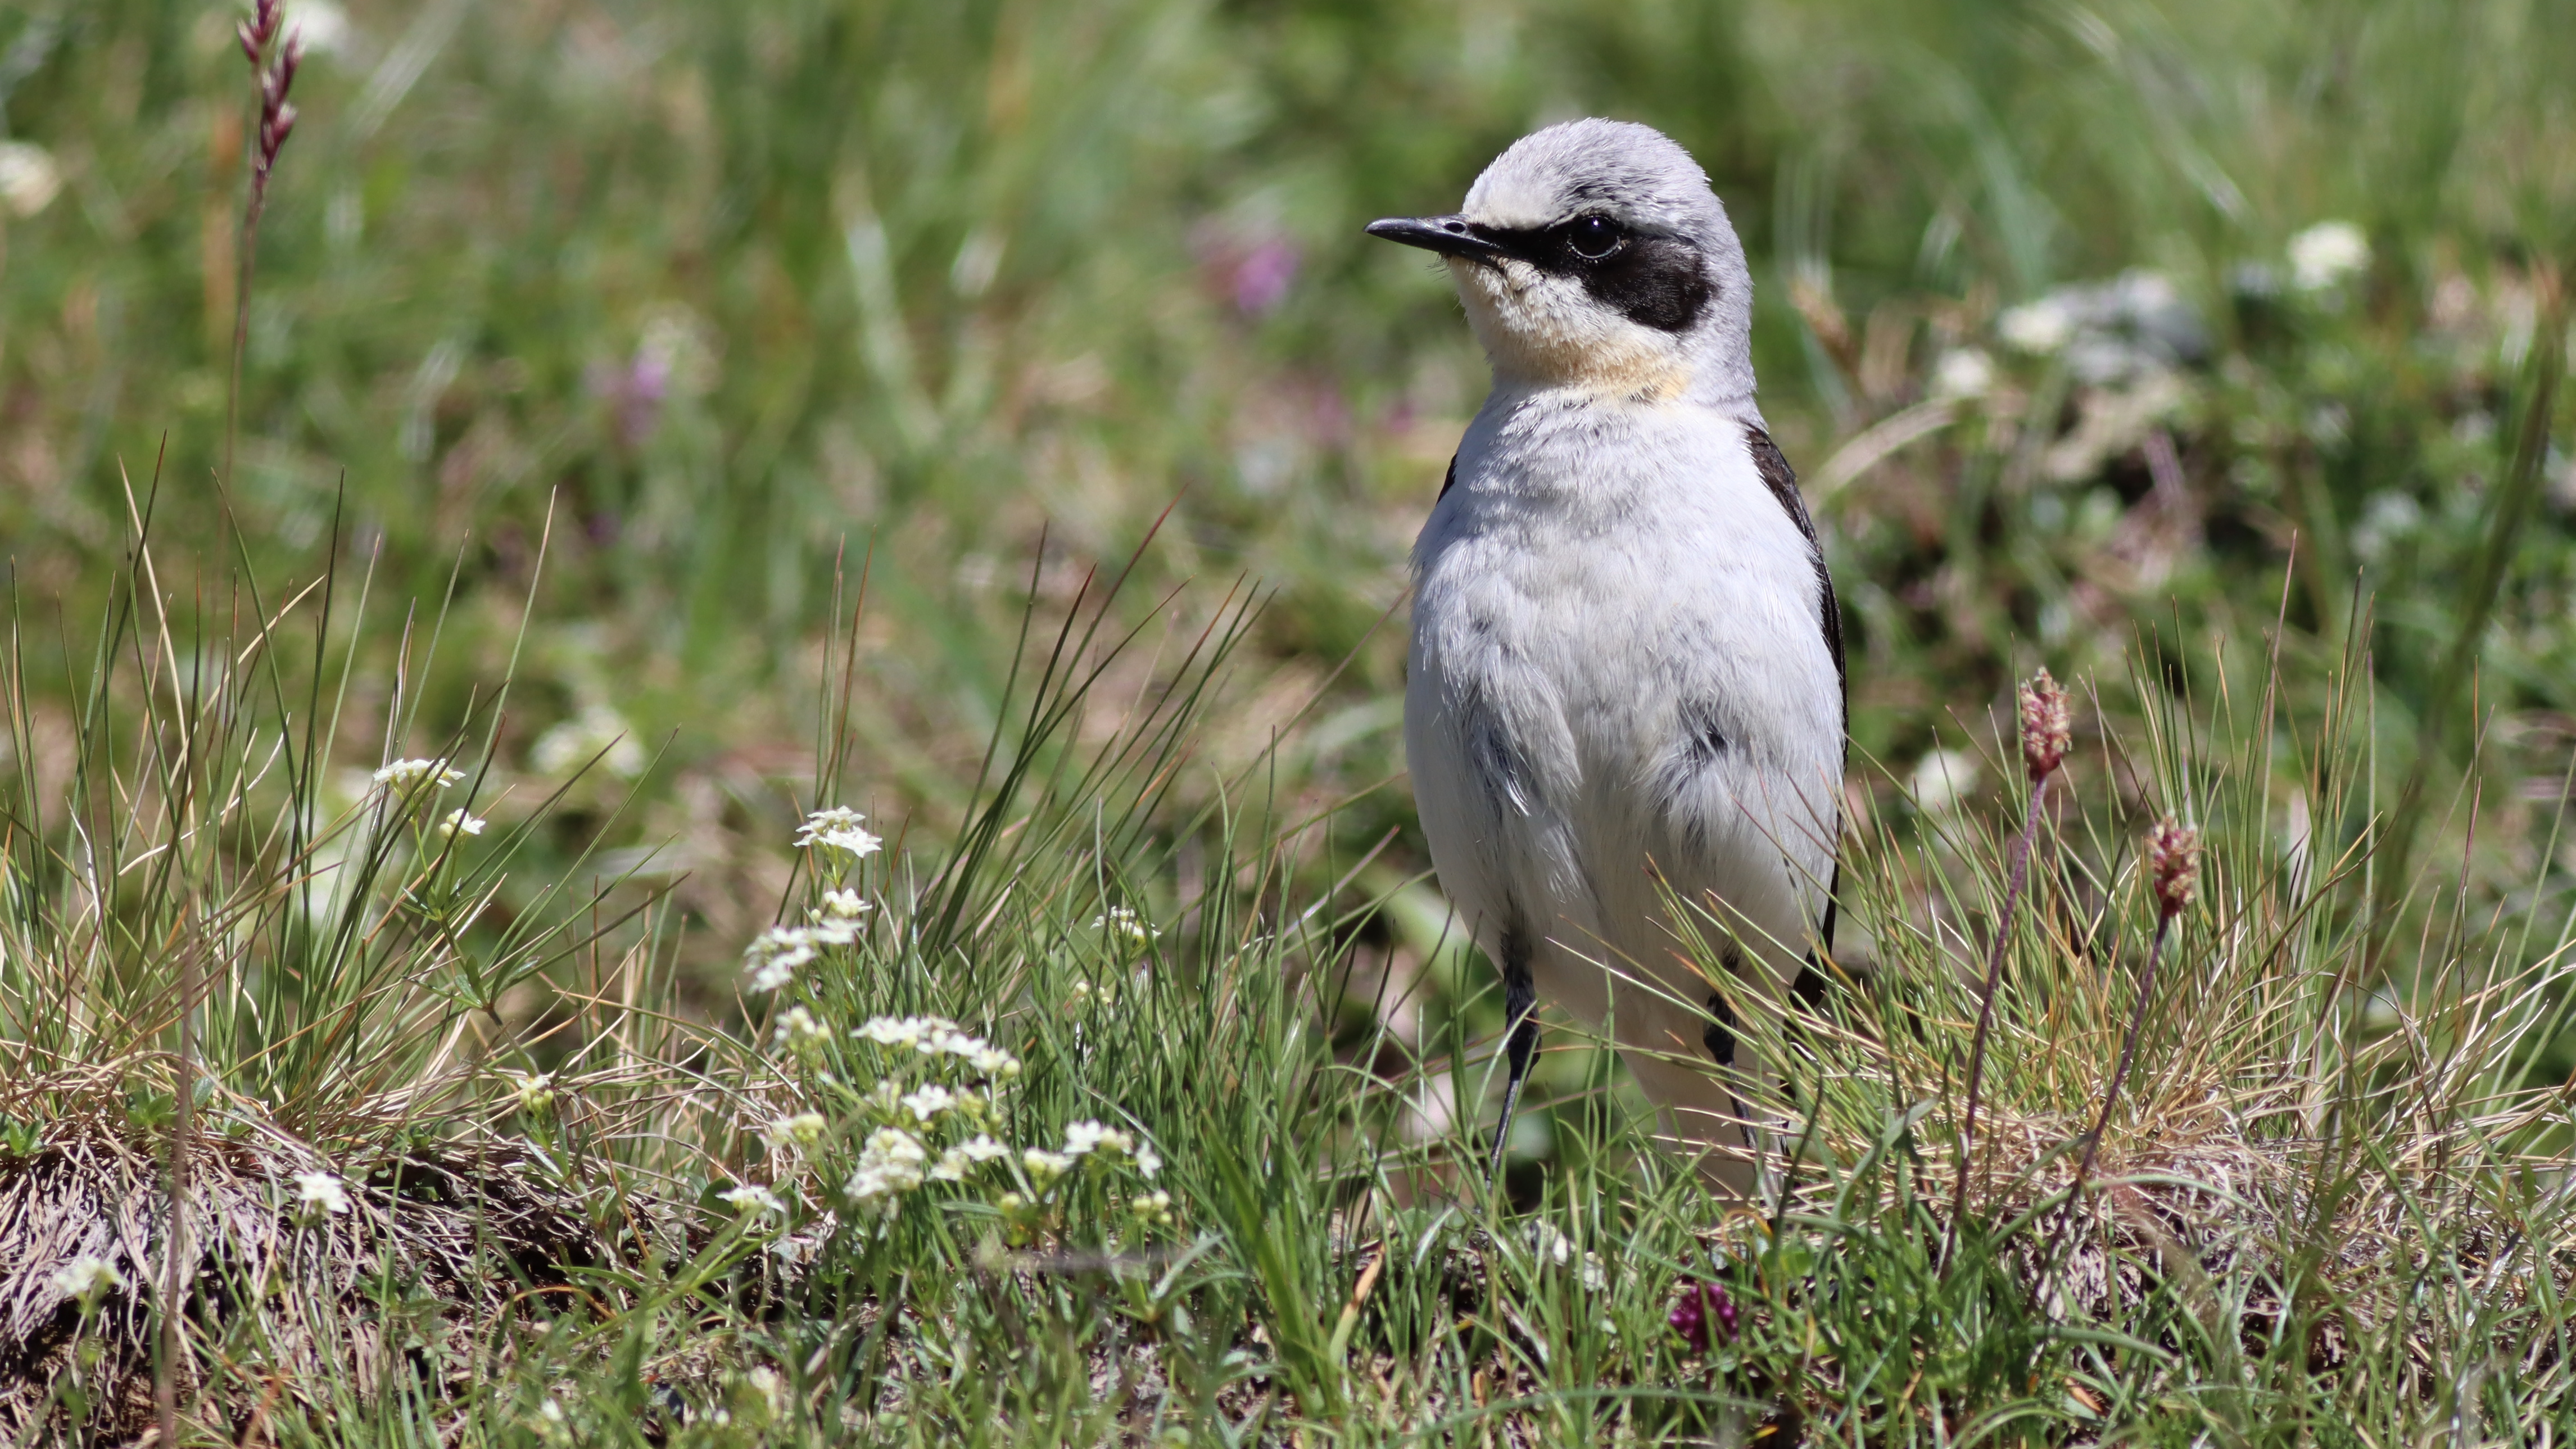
<box><xmin>1567</xmin><ymin>215</ymin><xmax>1624</xmax><ymax>260</ymax></box>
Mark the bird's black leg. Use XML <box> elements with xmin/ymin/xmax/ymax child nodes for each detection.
<box><xmin>1487</xmin><ymin>923</ymin><xmax>1538</xmax><ymax>1189</ymax></box>
<box><xmin>1708</xmin><ymin>946</ymin><xmax>1759</xmax><ymax>1167</ymax></box>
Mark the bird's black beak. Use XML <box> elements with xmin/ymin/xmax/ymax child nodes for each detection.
<box><xmin>1365</xmin><ymin>215</ymin><xmax>1506</xmax><ymax>262</ymax></box>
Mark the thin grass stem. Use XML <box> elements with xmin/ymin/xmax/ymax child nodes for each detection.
<box><xmin>1942</xmin><ymin>769</ymin><xmax>2048</xmax><ymax>1268</ymax></box>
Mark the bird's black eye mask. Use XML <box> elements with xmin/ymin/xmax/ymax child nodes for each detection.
<box><xmin>1481</xmin><ymin>214</ymin><xmax>1713</xmax><ymax>334</ymax></box>
<box><xmin>1366</xmin><ymin>209</ymin><xmax>1714</xmax><ymax>333</ymax></box>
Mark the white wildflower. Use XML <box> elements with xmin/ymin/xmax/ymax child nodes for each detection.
<box><xmin>437</xmin><ymin>808</ymin><xmax>487</xmax><ymax>839</ymax></box>
<box><xmin>503</xmin><ymin>1070</ymin><xmax>556</xmax><ymax>1114</ymax></box>
<box><xmin>742</xmin><ymin>928</ymin><xmax>817</xmax><ymax>993</ymax></box>
<box><xmin>719</xmin><ymin>1184</ymin><xmax>786</xmax><ymax>1217</ymax></box>
<box><xmin>846</xmin><ymin>1127</ymin><xmax>930</xmax><ymax>1204</ymax></box>
<box><xmin>295</xmin><ymin>1171</ymin><xmax>352</xmax><ymax>1217</ymax></box>
<box><xmin>0</xmin><ymin>141</ymin><xmax>62</xmax><ymax>218</ymax></box>
<box><xmin>1134</xmin><ymin>1142</ymin><xmax>1162</xmax><ymax>1179</ymax></box>
<box><xmin>857</xmin><ymin>1015</ymin><xmax>936</xmax><ymax>1049</ymax></box>
<box><xmin>795</xmin><ymin>807</ymin><xmax>881</xmax><ymax>859</ymax></box>
<box><xmin>921</xmin><ymin>1025</ymin><xmax>975</xmax><ymax>1057</ymax></box>
<box><xmin>1910</xmin><ymin>749</ymin><xmax>1981</xmax><ymax>815</ymax></box>
<box><xmin>531</xmin><ymin>703</ymin><xmax>647</xmax><ymax>780</ymax></box>
<box><xmin>1090</xmin><ymin>906</ymin><xmax>1158</xmax><ymax>943</ymax></box>
<box><xmin>967</xmin><ymin>1043</ymin><xmax>1021</xmax><ymax>1079</ymax></box>
<box><xmin>763</xmin><ymin>1113</ymin><xmax>828</xmax><ymax>1151</ymax></box>
<box><xmin>1930</xmin><ymin>347</ymin><xmax>1995</xmax><ymax>401</ymax></box>
<box><xmin>899</xmin><ymin>1084</ymin><xmax>958</xmax><ymax>1124</ymax></box>
<box><xmin>49</xmin><ymin>1256</ymin><xmax>123</xmax><ymax>1306</ymax></box>
<box><xmin>1998</xmin><ymin>297</ymin><xmax>2075</xmax><ymax>355</ymax></box>
<box><xmin>372</xmin><ymin>758</ymin><xmax>463</xmax><ymax>792</ymax></box>
<box><xmin>1530</xmin><ymin>1220</ymin><xmax>1574</xmax><ymax>1267</ymax></box>
<box><xmin>930</xmin><ymin>1148</ymin><xmax>970</xmax><ymax>1182</ymax></box>
<box><xmin>958</xmin><ymin>1134</ymin><xmax>1011</xmax><ymax>1163</ymax></box>
<box><xmin>2288</xmin><ymin>220</ymin><xmax>2370</xmax><ymax>293</ymax></box>
<box><xmin>816</xmin><ymin>887</ymin><xmax>871</xmax><ymax>920</ymax></box>
<box><xmin>1063</xmin><ymin>1120</ymin><xmax>1134</xmax><ymax>1160</ymax></box>
<box><xmin>1130</xmin><ymin>1189</ymin><xmax>1174</xmax><ymax>1226</ymax></box>
<box><xmin>772</xmin><ymin>1006</ymin><xmax>831</xmax><ymax>1048</ymax></box>
<box><xmin>1021</xmin><ymin>1148</ymin><xmax>1074</xmax><ymax>1185</ymax></box>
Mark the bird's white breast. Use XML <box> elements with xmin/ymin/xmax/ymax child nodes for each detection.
<box><xmin>1405</xmin><ymin>388</ymin><xmax>1842</xmax><ymax>1007</ymax></box>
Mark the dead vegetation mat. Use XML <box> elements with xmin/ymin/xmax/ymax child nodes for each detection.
<box><xmin>0</xmin><ymin>1112</ymin><xmax>691</xmax><ymax>1444</ymax></box>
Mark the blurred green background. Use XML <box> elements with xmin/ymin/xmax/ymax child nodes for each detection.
<box><xmin>4</xmin><ymin>0</ymin><xmax>2574</xmax><ymax>1006</ymax></box>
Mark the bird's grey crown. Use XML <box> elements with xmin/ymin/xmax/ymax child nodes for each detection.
<box><xmin>1464</xmin><ymin>119</ymin><xmax>1730</xmax><ymax>251</ymax></box>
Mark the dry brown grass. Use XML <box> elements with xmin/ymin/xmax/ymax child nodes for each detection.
<box><xmin>0</xmin><ymin>1066</ymin><xmax>684</xmax><ymax>1445</ymax></box>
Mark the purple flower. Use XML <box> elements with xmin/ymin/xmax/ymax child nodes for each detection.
<box><xmin>1669</xmin><ymin>1278</ymin><xmax>1736</xmax><ymax>1352</ymax></box>
<box><xmin>1230</xmin><ymin>239</ymin><xmax>1300</xmax><ymax>316</ymax></box>
<box><xmin>1192</xmin><ymin>221</ymin><xmax>1302</xmax><ymax>318</ymax></box>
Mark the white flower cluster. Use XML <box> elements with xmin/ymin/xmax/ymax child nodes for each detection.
<box><xmin>736</xmin><ymin>962</ymin><xmax>1167</xmax><ymax>1239</ymax></box>
<box><xmin>772</xmin><ymin>1005</ymin><xmax>833</xmax><ymax>1049</ymax></box>
<box><xmin>1530</xmin><ymin>1221</ymin><xmax>1609</xmax><ymax>1291</ymax></box>
<box><xmin>985</xmin><ymin>1115</ymin><xmax>1171</xmax><ymax>1234</ymax></box>
<box><xmin>295</xmin><ymin>1170</ymin><xmax>352</xmax><ymax>1219</ymax></box>
<box><xmin>532</xmin><ymin>703</ymin><xmax>648</xmax><ymax>780</ymax></box>
<box><xmin>741</xmin><ymin>920</ymin><xmax>863</xmax><ymax>994</ymax></box>
<box><xmin>853</xmin><ymin>1015</ymin><xmax>1021</xmax><ymax>1078</ymax></box>
<box><xmin>1092</xmin><ymin>906</ymin><xmax>1159</xmax><ymax>944</ymax></box>
<box><xmin>763</xmin><ymin>1112</ymin><xmax>828</xmax><ymax>1150</ymax></box>
<box><xmin>929</xmin><ymin>1134</ymin><xmax>1011</xmax><ymax>1181</ymax></box>
<box><xmin>50</xmin><ymin>1256</ymin><xmax>123</xmax><ymax>1306</ymax></box>
<box><xmin>1064</xmin><ymin>1118</ymin><xmax>1161</xmax><ymax>1176</ymax></box>
<box><xmin>1993</xmin><ymin>271</ymin><xmax>2207</xmax><ymax>385</ymax></box>
<box><xmin>720</xmin><ymin>1184</ymin><xmax>787</xmax><ymax>1219</ymax></box>
<box><xmin>1930</xmin><ymin>347</ymin><xmax>1995</xmax><ymax>401</ymax></box>
<box><xmin>438</xmin><ymin>808</ymin><xmax>487</xmax><ymax>839</ymax></box>
<box><xmin>848</xmin><ymin>1126</ymin><xmax>931</xmax><ymax>1203</ymax></box>
<box><xmin>373</xmin><ymin>758</ymin><xmax>463</xmax><ymax>792</ymax></box>
<box><xmin>1998</xmin><ymin>297</ymin><xmax>2075</xmax><ymax>355</ymax></box>
<box><xmin>0</xmin><ymin>141</ymin><xmax>64</xmax><ymax>218</ymax></box>
<box><xmin>795</xmin><ymin>807</ymin><xmax>881</xmax><ymax>860</ymax></box>
<box><xmin>815</xmin><ymin>888</ymin><xmax>870</xmax><ymax>920</ymax></box>
<box><xmin>2288</xmin><ymin>220</ymin><xmax>2370</xmax><ymax>294</ymax></box>
<box><xmin>503</xmin><ymin>1070</ymin><xmax>556</xmax><ymax>1114</ymax></box>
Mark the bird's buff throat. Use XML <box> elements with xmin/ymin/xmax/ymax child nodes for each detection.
<box><xmin>1452</xmin><ymin>258</ymin><xmax>1696</xmax><ymax>404</ymax></box>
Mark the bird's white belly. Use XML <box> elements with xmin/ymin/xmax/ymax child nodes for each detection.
<box><xmin>1405</xmin><ymin>423</ymin><xmax>1842</xmax><ymax>1049</ymax></box>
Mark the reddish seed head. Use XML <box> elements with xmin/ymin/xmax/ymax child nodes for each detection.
<box><xmin>2147</xmin><ymin>817</ymin><xmax>2200</xmax><ymax>920</ymax></box>
<box><xmin>2019</xmin><ymin>668</ymin><xmax>2072</xmax><ymax>783</ymax></box>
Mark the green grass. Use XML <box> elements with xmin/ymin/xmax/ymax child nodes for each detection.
<box><xmin>4</xmin><ymin>0</ymin><xmax>2576</xmax><ymax>1441</ymax></box>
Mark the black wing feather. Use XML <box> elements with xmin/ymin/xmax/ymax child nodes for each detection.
<box><xmin>1745</xmin><ymin>424</ymin><xmax>1848</xmax><ymax>961</ymax></box>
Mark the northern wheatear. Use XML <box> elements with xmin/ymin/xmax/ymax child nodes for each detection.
<box><xmin>1368</xmin><ymin>119</ymin><xmax>1845</xmax><ymax>1194</ymax></box>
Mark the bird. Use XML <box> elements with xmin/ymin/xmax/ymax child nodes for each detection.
<box><xmin>1366</xmin><ymin>119</ymin><xmax>1845</xmax><ymax>1196</ymax></box>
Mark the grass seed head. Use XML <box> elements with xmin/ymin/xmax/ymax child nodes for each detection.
<box><xmin>2019</xmin><ymin>668</ymin><xmax>2072</xmax><ymax>782</ymax></box>
<box><xmin>2149</xmin><ymin>817</ymin><xmax>2201</xmax><ymax>919</ymax></box>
